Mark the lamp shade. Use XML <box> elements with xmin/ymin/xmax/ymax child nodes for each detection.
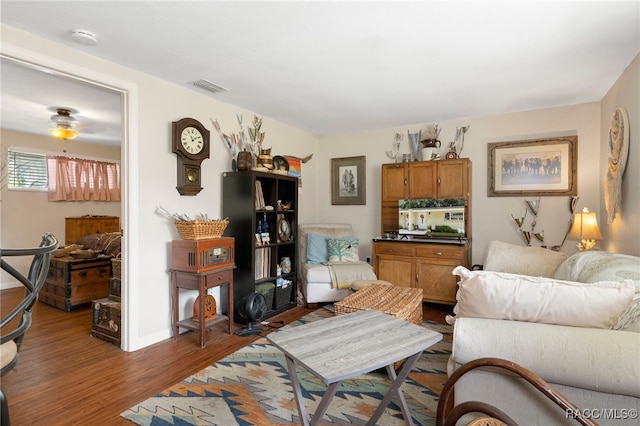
<box><xmin>568</xmin><ymin>208</ymin><xmax>603</xmax><ymax>243</ymax></box>
<box><xmin>50</xmin><ymin>125</ymin><xmax>78</xmax><ymax>140</ymax></box>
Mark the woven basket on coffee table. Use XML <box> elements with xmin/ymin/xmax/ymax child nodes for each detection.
<box><xmin>335</xmin><ymin>284</ymin><xmax>423</xmax><ymax>325</ymax></box>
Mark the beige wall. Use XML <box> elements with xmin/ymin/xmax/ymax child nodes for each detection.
<box><xmin>314</xmin><ymin>54</ymin><xmax>639</xmax><ymax>261</ymax></box>
<box><xmin>316</xmin><ymin>102</ymin><xmax>605</xmax><ymax>263</ymax></box>
<box><xmin>599</xmin><ymin>54</ymin><xmax>639</xmax><ymax>255</ymax></box>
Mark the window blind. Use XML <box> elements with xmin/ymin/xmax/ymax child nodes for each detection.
<box><xmin>6</xmin><ymin>150</ymin><xmax>48</xmax><ymax>190</ymax></box>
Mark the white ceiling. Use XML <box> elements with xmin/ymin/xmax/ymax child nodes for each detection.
<box><xmin>1</xmin><ymin>1</ymin><xmax>639</xmax><ymax>146</ymax></box>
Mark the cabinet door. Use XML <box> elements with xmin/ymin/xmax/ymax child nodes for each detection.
<box><xmin>375</xmin><ymin>255</ymin><xmax>414</xmax><ymax>288</ymax></box>
<box><xmin>408</xmin><ymin>162</ymin><xmax>437</xmax><ymax>198</ymax></box>
<box><xmin>381</xmin><ymin>164</ymin><xmax>408</xmax><ymax>201</ymax></box>
<box><xmin>416</xmin><ymin>258</ymin><xmax>458</xmax><ymax>304</ymax></box>
<box><xmin>436</xmin><ymin>160</ymin><xmax>469</xmax><ymax>199</ymax></box>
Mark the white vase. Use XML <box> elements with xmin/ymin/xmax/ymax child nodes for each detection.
<box><xmin>422</xmin><ymin>147</ymin><xmax>437</xmax><ymax>161</ymax></box>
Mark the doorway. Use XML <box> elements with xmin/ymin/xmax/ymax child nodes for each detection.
<box><xmin>1</xmin><ymin>45</ymin><xmax>139</xmax><ymax>351</ymax></box>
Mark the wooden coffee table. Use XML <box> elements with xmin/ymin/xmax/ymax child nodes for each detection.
<box><xmin>267</xmin><ymin>309</ymin><xmax>442</xmax><ymax>426</ymax></box>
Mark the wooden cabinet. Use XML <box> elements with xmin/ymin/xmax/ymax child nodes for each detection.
<box><xmin>373</xmin><ymin>240</ymin><xmax>469</xmax><ymax>304</ymax></box>
<box><xmin>222</xmin><ymin>171</ymin><xmax>298</xmax><ymax>323</ymax></box>
<box><xmin>65</xmin><ymin>215</ymin><xmax>120</xmax><ymax>244</ymax></box>
<box><xmin>41</xmin><ymin>257</ymin><xmax>111</xmax><ymax>311</ymax></box>
<box><xmin>377</xmin><ymin>158</ymin><xmax>472</xmax><ymax>305</ymax></box>
<box><xmin>381</xmin><ymin>159</ymin><xmax>471</xmax><ymax>234</ymax></box>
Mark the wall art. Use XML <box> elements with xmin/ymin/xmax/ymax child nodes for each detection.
<box><xmin>487</xmin><ymin>136</ymin><xmax>577</xmax><ymax>197</ymax></box>
<box><xmin>331</xmin><ymin>156</ymin><xmax>366</xmax><ymax>205</ymax></box>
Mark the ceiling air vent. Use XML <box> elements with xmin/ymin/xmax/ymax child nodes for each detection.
<box><xmin>193</xmin><ymin>79</ymin><xmax>228</xmax><ymax>94</ymax></box>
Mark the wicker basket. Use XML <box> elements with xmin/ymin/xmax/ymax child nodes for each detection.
<box><xmin>255</xmin><ymin>282</ymin><xmax>275</xmax><ymax>311</ymax></box>
<box><xmin>274</xmin><ymin>283</ymin><xmax>293</xmax><ymax>309</ymax></box>
<box><xmin>174</xmin><ymin>219</ymin><xmax>229</xmax><ymax>240</ymax></box>
<box><xmin>335</xmin><ymin>284</ymin><xmax>423</xmax><ymax>325</ymax></box>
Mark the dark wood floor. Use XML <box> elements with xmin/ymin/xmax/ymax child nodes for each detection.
<box><xmin>1</xmin><ymin>287</ymin><xmax>452</xmax><ymax>425</ymax></box>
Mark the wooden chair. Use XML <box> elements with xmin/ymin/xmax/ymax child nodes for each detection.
<box><xmin>1</xmin><ymin>233</ymin><xmax>59</xmax><ymax>426</ymax></box>
<box><xmin>436</xmin><ymin>357</ymin><xmax>599</xmax><ymax>426</ymax></box>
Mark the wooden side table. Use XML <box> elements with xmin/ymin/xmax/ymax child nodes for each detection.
<box><xmin>171</xmin><ymin>265</ymin><xmax>235</xmax><ymax>347</ymax></box>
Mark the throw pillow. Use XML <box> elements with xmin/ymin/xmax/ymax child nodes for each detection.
<box><xmin>306</xmin><ymin>233</ymin><xmax>330</xmax><ymax>263</ymax></box>
<box><xmin>450</xmin><ymin>266</ymin><xmax>635</xmax><ymax>329</ymax></box>
<box><xmin>327</xmin><ymin>238</ymin><xmax>359</xmax><ymax>262</ymax></box>
<box><xmin>306</xmin><ymin>233</ymin><xmax>356</xmax><ymax>263</ymax></box>
<box><xmin>483</xmin><ymin>240</ymin><xmax>567</xmax><ymax>277</ymax></box>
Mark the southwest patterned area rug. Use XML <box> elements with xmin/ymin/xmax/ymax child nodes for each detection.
<box><xmin>121</xmin><ymin>308</ymin><xmax>452</xmax><ymax>425</ymax></box>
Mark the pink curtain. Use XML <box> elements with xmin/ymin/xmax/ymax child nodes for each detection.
<box><xmin>47</xmin><ymin>156</ymin><xmax>121</xmax><ymax>201</ymax></box>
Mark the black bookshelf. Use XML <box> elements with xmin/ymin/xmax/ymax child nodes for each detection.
<box><xmin>222</xmin><ymin>171</ymin><xmax>298</xmax><ymax>323</ymax></box>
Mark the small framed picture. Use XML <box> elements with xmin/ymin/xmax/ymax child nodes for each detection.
<box><xmin>331</xmin><ymin>156</ymin><xmax>366</xmax><ymax>205</ymax></box>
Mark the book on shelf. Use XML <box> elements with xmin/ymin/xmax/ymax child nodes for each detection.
<box><xmin>255</xmin><ymin>180</ymin><xmax>265</xmax><ymax>209</ymax></box>
<box><xmin>255</xmin><ymin>246</ymin><xmax>271</xmax><ymax>280</ymax></box>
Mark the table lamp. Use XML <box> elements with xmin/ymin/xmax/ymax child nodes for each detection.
<box><xmin>568</xmin><ymin>208</ymin><xmax>603</xmax><ymax>251</ymax></box>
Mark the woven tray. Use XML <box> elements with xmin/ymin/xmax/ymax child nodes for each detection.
<box><xmin>174</xmin><ymin>219</ymin><xmax>229</xmax><ymax>240</ymax></box>
<box><xmin>335</xmin><ymin>284</ymin><xmax>423</xmax><ymax>325</ymax></box>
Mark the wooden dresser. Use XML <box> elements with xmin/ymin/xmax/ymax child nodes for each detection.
<box><xmin>65</xmin><ymin>215</ymin><xmax>120</xmax><ymax>244</ymax></box>
<box><xmin>40</xmin><ymin>257</ymin><xmax>111</xmax><ymax>311</ymax></box>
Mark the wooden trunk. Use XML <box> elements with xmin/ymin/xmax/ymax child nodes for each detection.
<box><xmin>90</xmin><ymin>297</ymin><xmax>121</xmax><ymax>346</ymax></box>
<box><xmin>41</xmin><ymin>257</ymin><xmax>111</xmax><ymax>311</ymax></box>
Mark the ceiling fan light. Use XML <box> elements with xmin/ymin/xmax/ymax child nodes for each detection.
<box><xmin>51</xmin><ymin>114</ymin><xmax>77</xmax><ymax>125</ymax></box>
<box><xmin>50</xmin><ymin>126</ymin><xmax>78</xmax><ymax>140</ymax></box>
<box><xmin>50</xmin><ymin>108</ymin><xmax>78</xmax><ymax>125</ymax></box>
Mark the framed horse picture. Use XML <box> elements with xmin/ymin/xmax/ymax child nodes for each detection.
<box><xmin>487</xmin><ymin>136</ymin><xmax>577</xmax><ymax>197</ymax></box>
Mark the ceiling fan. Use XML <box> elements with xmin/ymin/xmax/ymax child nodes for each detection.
<box><xmin>49</xmin><ymin>107</ymin><xmax>79</xmax><ymax>140</ymax></box>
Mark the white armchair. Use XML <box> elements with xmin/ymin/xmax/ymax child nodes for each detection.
<box><xmin>297</xmin><ymin>223</ymin><xmax>376</xmax><ymax>306</ymax></box>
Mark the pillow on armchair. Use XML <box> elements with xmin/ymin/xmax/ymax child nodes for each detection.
<box><xmin>307</xmin><ymin>233</ymin><xmax>356</xmax><ymax>263</ymax></box>
<box><xmin>327</xmin><ymin>238</ymin><xmax>359</xmax><ymax>262</ymax></box>
<box><xmin>483</xmin><ymin>240</ymin><xmax>567</xmax><ymax>277</ymax></box>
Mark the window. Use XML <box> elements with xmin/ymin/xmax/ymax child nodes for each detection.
<box><xmin>5</xmin><ymin>150</ymin><xmax>48</xmax><ymax>191</ymax></box>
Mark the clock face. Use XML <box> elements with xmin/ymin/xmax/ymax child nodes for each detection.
<box><xmin>181</xmin><ymin>126</ymin><xmax>204</xmax><ymax>154</ymax></box>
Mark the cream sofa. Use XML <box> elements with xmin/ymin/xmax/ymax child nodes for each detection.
<box><xmin>447</xmin><ymin>242</ymin><xmax>640</xmax><ymax>425</ymax></box>
<box><xmin>297</xmin><ymin>223</ymin><xmax>376</xmax><ymax>305</ymax></box>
